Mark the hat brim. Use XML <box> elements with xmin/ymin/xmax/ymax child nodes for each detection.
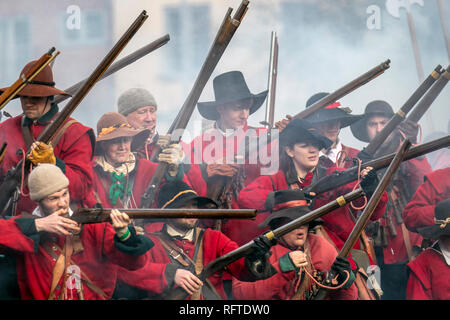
<box><xmin>350</xmin><ymin>112</ymin><xmax>395</xmax><ymax>143</ymax></box>
<box><xmin>164</xmin><ymin>192</ymin><xmax>219</xmax><ymax>210</ymax></box>
<box><xmin>258</xmin><ymin>206</ymin><xmax>323</xmax><ymax>229</ymax></box>
<box><xmin>0</xmin><ymin>83</ymin><xmax>70</xmax><ymax>98</ymax></box>
<box><xmin>305</xmin><ymin>108</ymin><xmax>364</xmax><ymax>129</ymax></box>
<box><xmin>280</xmin><ymin>125</ymin><xmax>333</xmax><ymax>150</ymax></box>
<box><xmin>197</xmin><ymin>90</ymin><xmax>268</xmax><ymax>121</ymax></box>
<box><xmin>417</xmin><ymin>224</ymin><xmax>450</xmax><ymax>240</ymax></box>
<box><xmin>94</xmin><ymin>127</ymin><xmax>150</xmax><ymax>156</ymax></box>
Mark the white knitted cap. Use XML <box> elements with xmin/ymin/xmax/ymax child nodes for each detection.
<box><xmin>28</xmin><ymin>164</ymin><xmax>69</xmax><ymax>201</ymax></box>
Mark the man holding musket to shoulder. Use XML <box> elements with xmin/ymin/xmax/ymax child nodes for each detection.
<box><xmin>0</xmin><ymin>164</ymin><xmax>153</xmax><ymax>300</ymax></box>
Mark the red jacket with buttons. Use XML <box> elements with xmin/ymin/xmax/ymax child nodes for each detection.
<box><xmin>0</xmin><ymin>105</ymin><xmax>97</xmax><ymax>213</ymax></box>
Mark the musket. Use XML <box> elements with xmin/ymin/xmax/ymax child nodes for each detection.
<box><xmin>372</xmin><ymin>65</ymin><xmax>450</xmax><ymax>158</ymax></box>
<box><xmin>405</xmin><ymin>65</ymin><xmax>450</xmax><ymax>124</ymax></box>
<box><xmin>0</xmin><ymin>48</ymin><xmax>60</xmax><ymax>110</ymax></box>
<box><xmin>70</xmin><ymin>207</ymin><xmax>257</xmax><ymax>224</ymax></box>
<box><xmin>307</xmin><ymin>134</ymin><xmax>450</xmax><ymax>196</ymax></box>
<box><xmin>260</xmin><ymin>31</ymin><xmax>278</xmax><ymax>128</ymax></box>
<box><xmin>0</xmin><ymin>11</ymin><xmax>149</xmax><ymax>216</ymax></box>
<box><xmin>314</xmin><ymin>140</ymin><xmax>411</xmax><ymax>300</ymax></box>
<box><xmin>0</xmin><ymin>142</ymin><xmax>7</xmax><ymax>165</ymax></box>
<box><xmin>53</xmin><ymin>34</ymin><xmax>170</xmax><ymax>105</ymax></box>
<box><xmin>164</xmin><ymin>187</ymin><xmax>367</xmax><ymax>300</ymax></box>
<box><xmin>293</xmin><ymin>60</ymin><xmax>391</xmax><ymax>120</ymax></box>
<box><xmin>362</xmin><ymin>65</ymin><xmax>443</xmax><ymax>156</ymax></box>
<box><xmin>141</xmin><ymin>0</ymin><xmax>250</xmax><ymax>209</ymax></box>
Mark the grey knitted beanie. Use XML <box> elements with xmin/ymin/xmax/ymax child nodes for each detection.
<box><xmin>117</xmin><ymin>88</ymin><xmax>157</xmax><ymax>116</ymax></box>
<box><xmin>28</xmin><ymin>164</ymin><xmax>69</xmax><ymax>201</ymax></box>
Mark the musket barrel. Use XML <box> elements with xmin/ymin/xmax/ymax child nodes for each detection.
<box><xmin>53</xmin><ymin>34</ymin><xmax>170</xmax><ymax>104</ymax></box>
<box><xmin>364</xmin><ymin>64</ymin><xmax>443</xmax><ymax>155</ymax></box>
<box><xmin>294</xmin><ymin>59</ymin><xmax>390</xmax><ymax>120</ymax></box>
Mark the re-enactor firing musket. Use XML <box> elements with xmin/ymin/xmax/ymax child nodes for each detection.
<box><xmin>313</xmin><ymin>140</ymin><xmax>411</xmax><ymax>300</ymax></box>
<box><xmin>164</xmin><ymin>188</ymin><xmax>367</xmax><ymax>300</ymax></box>
<box><xmin>53</xmin><ymin>34</ymin><xmax>170</xmax><ymax>105</ymax></box>
<box><xmin>70</xmin><ymin>208</ymin><xmax>257</xmax><ymax>224</ymax></box>
<box><xmin>0</xmin><ymin>48</ymin><xmax>60</xmax><ymax>110</ymax></box>
<box><xmin>141</xmin><ymin>0</ymin><xmax>250</xmax><ymax>209</ymax></box>
<box><xmin>306</xmin><ymin>134</ymin><xmax>450</xmax><ymax>196</ymax></box>
<box><xmin>360</xmin><ymin>65</ymin><xmax>443</xmax><ymax>157</ymax></box>
<box><xmin>0</xmin><ymin>10</ymin><xmax>149</xmax><ymax>216</ymax></box>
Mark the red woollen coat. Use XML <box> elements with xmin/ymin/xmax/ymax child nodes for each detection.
<box><xmin>0</xmin><ymin>107</ymin><xmax>96</xmax><ymax>213</ymax></box>
<box><xmin>236</xmin><ymin>167</ymin><xmax>388</xmax><ymax>259</ymax></box>
<box><xmin>0</xmin><ymin>217</ymin><xmax>148</xmax><ymax>300</ymax></box>
<box><xmin>406</xmin><ymin>244</ymin><xmax>450</xmax><ymax>300</ymax></box>
<box><xmin>232</xmin><ymin>233</ymin><xmax>358</xmax><ymax>300</ymax></box>
<box><xmin>403</xmin><ymin>167</ymin><xmax>450</xmax><ymax>232</ymax></box>
<box><xmin>115</xmin><ymin>224</ymin><xmax>256</xmax><ymax>299</ymax></box>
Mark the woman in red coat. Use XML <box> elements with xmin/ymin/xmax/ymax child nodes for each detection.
<box><xmin>236</xmin><ymin>119</ymin><xmax>387</xmax><ymax>261</ymax></box>
<box><xmin>91</xmin><ymin>112</ymin><xmax>201</xmax><ymax>209</ymax></box>
<box><xmin>406</xmin><ymin>199</ymin><xmax>450</xmax><ymax>300</ymax></box>
<box><xmin>233</xmin><ymin>189</ymin><xmax>357</xmax><ymax>300</ymax></box>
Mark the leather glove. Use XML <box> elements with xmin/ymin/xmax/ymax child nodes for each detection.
<box><xmin>356</xmin><ymin>148</ymin><xmax>373</xmax><ymax>164</ymax></box>
<box><xmin>244</xmin><ymin>233</ymin><xmax>278</xmax><ymax>280</ymax></box>
<box><xmin>156</xmin><ymin>134</ymin><xmax>171</xmax><ymax>149</ymax></box>
<box><xmin>328</xmin><ymin>257</ymin><xmax>355</xmax><ymax>289</ymax></box>
<box><xmin>27</xmin><ymin>141</ymin><xmax>56</xmax><ymax>165</ymax></box>
<box><xmin>206</xmin><ymin>163</ymin><xmax>240</xmax><ymax>178</ymax></box>
<box><xmin>397</xmin><ymin>119</ymin><xmax>418</xmax><ymax>144</ymax></box>
<box><xmin>360</xmin><ymin>169</ymin><xmax>379</xmax><ymax>198</ymax></box>
<box><xmin>158</xmin><ymin>143</ymin><xmax>184</xmax><ymax>177</ymax></box>
<box><xmin>274</xmin><ymin>114</ymin><xmax>293</xmax><ymax>132</ymax></box>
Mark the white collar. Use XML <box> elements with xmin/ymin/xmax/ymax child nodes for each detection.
<box><xmin>319</xmin><ymin>139</ymin><xmax>342</xmax><ymax>164</ymax></box>
<box><xmin>32</xmin><ymin>206</ymin><xmax>73</xmax><ymax>218</ymax></box>
<box><xmin>215</xmin><ymin>122</ymin><xmax>237</xmax><ymax>137</ymax></box>
<box><xmin>438</xmin><ymin>240</ymin><xmax>450</xmax><ymax>266</ymax></box>
<box><xmin>166</xmin><ymin>224</ymin><xmax>194</xmax><ymax>241</ymax></box>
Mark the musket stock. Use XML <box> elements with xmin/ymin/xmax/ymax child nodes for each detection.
<box><xmin>141</xmin><ymin>1</ymin><xmax>249</xmax><ymax>209</ymax></box>
<box><xmin>314</xmin><ymin>140</ymin><xmax>411</xmax><ymax>300</ymax></box>
<box><xmin>307</xmin><ymin>134</ymin><xmax>450</xmax><ymax>196</ymax></box>
<box><xmin>164</xmin><ymin>188</ymin><xmax>366</xmax><ymax>300</ymax></box>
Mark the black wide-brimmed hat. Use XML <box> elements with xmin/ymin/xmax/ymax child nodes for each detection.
<box><xmin>197</xmin><ymin>71</ymin><xmax>268</xmax><ymax>121</ymax></box>
<box><xmin>417</xmin><ymin>199</ymin><xmax>450</xmax><ymax>239</ymax></box>
<box><xmin>350</xmin><ymin>100</ymin><xmax>395</xmax><ymax>143</ymax></box>
<box><xmin>280</xmin><ymin>118</ymin><xmax>333</xmax><ymax>150</ymax></box>
<box><xmin>304</xmin><ymin>92</ymin><xmax>363</xmax><ymax>129</ymax></box>
<box><xmin>158</xmin><ymin>180</ymin><xmax>218</xmax><ymax>209</ymax></box>
<box><xmin>258</xmin><ymin>189</ymin><xmax>323</xmax><ymax>230</ymax></box>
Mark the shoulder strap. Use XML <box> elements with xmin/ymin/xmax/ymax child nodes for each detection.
<box><xmin>51</xmin><ymin>119</ymin><xmax>78</xmax><ymax>147</ymax></box>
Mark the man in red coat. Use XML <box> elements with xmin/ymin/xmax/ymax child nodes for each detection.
<box><xmin>112</xmin><ymin>180</ymin><xmax>276</xmax><ymax>300</ymax></box>
<box><xmin>403</xmin><ymin>167</ymin><xmax>450</xmax><ymax>232</ymax></box>
<box><xmin>233</xmin><ymin>189</ymin><xmax>357</xmax><ymax>300</ymax></box>
<box><xmin>350</xmin><ymin>100</ymin><xmax>433</xmax><ymax>300</ymax></box>
<box><xmin>117</xmin><ymin>87</ymin><xmax>207</xmax><ymax>197</ymax></box>
<box><xmin>0</xmin><ymin>163</ymin><xmax>153</xmax><ymax>300</ymax></box>
<box><xmin>0</xmin><ymin>60</ymin><xmax>97</xmax><ymax>215</ymax></box>
<box><xmin>406</xmin><ymin>199</ymin><xmax>450</xmax><ymax>300</ymax></box>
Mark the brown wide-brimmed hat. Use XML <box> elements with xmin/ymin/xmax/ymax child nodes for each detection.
<box><xmin>197</xmin><ymin>71</ymin><xmax>268</xmax><ymax>121</ymax></box>
<box><xmin>0</xmin><ymin>60</ymin><xmax>70</xmax><ymax>98</ymax></box>
<box><xmin>350</xmin><ymin>100</ymin><xmax>395</xmax><ymax>143</ymax></box>
<box><xmin>95</xmin><ymin>112</ymin><xmax>150</xmax><ymax>156</ymax></box>
<box><xmin>258</xmin><ymin>189</ymin><xmax>323</xmax><ymax>230</ymax></box>
<box><xmin>417</xmin><ymin>199</ymin><xmax>450</xmax><ymax>240</ymax></box>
